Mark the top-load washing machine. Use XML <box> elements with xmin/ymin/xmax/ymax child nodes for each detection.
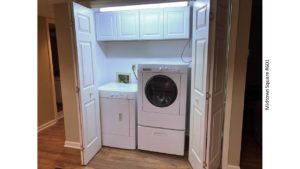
<box><xmin>137</xmin><ymin>63</ymin><xmax>188</xmax><ymax>155</ymax></box>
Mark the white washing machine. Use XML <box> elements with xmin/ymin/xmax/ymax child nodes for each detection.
<box><xmin>137</xmin><ymin>64</ymin><xmax>188</xmax><ymax>155</ymax></box>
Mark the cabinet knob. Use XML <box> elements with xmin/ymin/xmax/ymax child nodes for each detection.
<box><xmin>153</xmin><ymin>132</ymin><xmax>166</xmax><ymax>136</ymax></box>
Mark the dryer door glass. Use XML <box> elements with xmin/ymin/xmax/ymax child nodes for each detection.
<box><xmin>145</xmin><ymin>75</ymin><xmax>178</xmax><ymax>107</ymax></box>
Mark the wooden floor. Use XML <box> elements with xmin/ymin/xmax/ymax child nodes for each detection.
<box><xmin>38</xmin><ymin>119</ymin><xmax>83</xmax><ymax>169</ymax></box>
<box><xmin>240</xmin><ymin>135</ymin><xmax>262</xmax><ymax>169</ymax></box>
<box><xmin>38</xmin><ymin>119</ymin><xmax>192</xmax><ymax>169</ymax></box>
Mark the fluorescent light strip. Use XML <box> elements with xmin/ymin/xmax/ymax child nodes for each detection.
<box><xmin>99</xmin><ymin>1</ymin><xmax>188</xmax><ymax>12</ymax></box>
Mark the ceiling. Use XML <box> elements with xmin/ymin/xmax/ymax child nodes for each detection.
<box><xmin>38</xmin><ymin>0</ymin><xmax>184</xmax><ymax>18</ymax></box>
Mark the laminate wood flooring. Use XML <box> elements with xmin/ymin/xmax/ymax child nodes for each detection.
<box><xmin>240</xmin><ymin>135</ymin><xmax>262</xmax><ymax>169</ymax></box>
<box><xmin>38</xmin><ymin>119</ymin><xmax>83</xmax><ymax>169</ymax></box>
<box><xmin>38</xmin><ymin>119</ymin><xmax>192</xmax><ymax>169</ymax></box>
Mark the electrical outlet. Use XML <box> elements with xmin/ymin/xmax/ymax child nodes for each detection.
<box><xmin>116</xmin><ymin>73</ymin><xmax>130</xmax><ymax>83</ymax></box>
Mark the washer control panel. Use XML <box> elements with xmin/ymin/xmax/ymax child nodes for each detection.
<box><xmin>140</xmin><ymin>64</ymin><xmax>187</xmax><ymax>73</ymax></box>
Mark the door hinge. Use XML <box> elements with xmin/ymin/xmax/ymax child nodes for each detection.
<box><xmin>209</xmin><ymin>11</ymin><xmax>214</xmax><ymax>21</ymax></box>
<box><xmin>203</xmin><ymin>161</ymin><xmax>208</xmax><ymax>169</ymax></box>
<box><xmin>76</xmin><ymin>86</ymin><xmax>80</xmax><ymax>93</ymax></box>
<box><xmin>206</xmin><ymin>92</ymin><xmax>211</xmax><ymax>100</ymax></box>
<box><xmin>69</xmin><ymin>20</ymin><xmax>74</xmax><ymax>27</ymax></box>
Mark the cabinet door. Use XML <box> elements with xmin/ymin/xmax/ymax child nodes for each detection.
<box><xmin>164</xmin><ymin>7</ymin><xmax>190</xmax><ymax>39</ymax></box>
<box><xmin>95</xmin><ymin>12</ymin><xmax>117</xmax><ymax>41</ymax></box>
<box><xmin>101</xmin><ymin>98</ymin><xmax>130</xmax><ymax>136</ymax></box>
<box><xmin>117</xmin><ymin>10</ymin><xmax>139</xmax><ymax>40</ymax></box>
<box><xmin>140</xmin><ymin>9</ymin><xmax>163</xmax><ymax>40</ymax></box>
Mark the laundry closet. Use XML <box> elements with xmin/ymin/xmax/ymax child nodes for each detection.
<box><xmin>55</xmin><ymin>1</ymin><xmax>226</xmax><ymax>169</ymax></box>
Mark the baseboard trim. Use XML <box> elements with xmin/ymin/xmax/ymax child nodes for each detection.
<box><xmin>227</xmin><ymin>165</ymin><xmax>240</xmax><ymax>169</ymax></box>
<box><xmin>57</xmin><ymin>111</ymin><xmax>64</xmax><ymax>120</ymax></box>
<box><xmin>64</xmin><ymin>141</ymin><xmax>82</xmax><ymax>149</ymax></box>
<box><xmin>38</xmin><ymin>119</ymin><xmax>57</xmax><ymax>132</ymax></box>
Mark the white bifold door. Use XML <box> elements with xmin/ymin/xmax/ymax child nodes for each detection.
<box><xmin>189</xmin><ymin>0</ymin><xmax>227</xmax><ymax>169</ymax></box>
<box><xmin>72</xmin><ymin>2</ymin><xmax>102</xmax><ymax>165</ymax></box>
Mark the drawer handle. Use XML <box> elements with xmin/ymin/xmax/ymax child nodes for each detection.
<box><xmin>118</xmin><ymin>113</ymin><xmax>122</xmax><ymax>121</ymax></box>
<box><xmin>153</xmin><ymin>132</ymin><xmax>166</xmax><ymax>136</ymax></box>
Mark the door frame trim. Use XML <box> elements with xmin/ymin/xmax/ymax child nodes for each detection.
<box><xmin>45</xmin><ymin>18</ymin><xmax>59</xmax><ymax>121</ymax></box>
<box><xmin>221</xmin><ymin>0</ymin><xmax>252</xmax><ymax>168</ymax></box>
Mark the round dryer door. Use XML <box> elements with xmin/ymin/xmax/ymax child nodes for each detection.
<box><xmin>145</xmin><ymin>75</ymin><xmax>178</xmax><ymax>107</ymax></box>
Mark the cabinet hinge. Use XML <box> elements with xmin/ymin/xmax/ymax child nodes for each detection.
<box><xmin>203</xmin><ymin>161</ymin><xmax>208</xmax><ymax>169</ymax></box>
<box><xmin>206</xmin><ymin>92</ymin><xmax>211</xmax><ymax>100</ymax></box>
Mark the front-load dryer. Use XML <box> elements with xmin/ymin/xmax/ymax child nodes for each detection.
<box><xmin>137</xmin><ymin>63</ymin><xmax>188</xmax><ymax>155</ymax></box>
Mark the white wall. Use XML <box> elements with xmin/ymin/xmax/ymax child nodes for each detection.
<box><xmin>95</xmin><ymin>40</ymin><xmax>192</xmax><ymax>85</ymax></box>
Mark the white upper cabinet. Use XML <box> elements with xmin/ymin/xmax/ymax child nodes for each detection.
<box><xmin>140</xmin><ymin>9</ymin><xmax>164</xmax><ymax>40</ymax></box>
<box><xmin>95</xmin><ymin>6</ymin><xmax>190</xmax><ymax>41</ymax></box>
<box><xmin>95</xmin><ymin>12</ymin><xmax>117</xmax><ymax>40</ymax></box>
<box><xmin>164</xmin><ymin>7</ymin><xmax>190</xmax><ymax>39</ymax></box>
<box><xmin>117</xmin><ymin>10</ymin><xmax>140</xmax><ymax>40</ymax></box>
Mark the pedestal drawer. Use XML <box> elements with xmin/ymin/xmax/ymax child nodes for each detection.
<box><xmin>137</xmin><ymin>126</ymin><xmax>185</xmax><ymax>155</ymax></box>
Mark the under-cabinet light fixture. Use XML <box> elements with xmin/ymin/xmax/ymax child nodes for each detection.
<box><xmin>99</xmin><ymin>1</ymin><xmax>188</xmax><ymax>12</ymax></box>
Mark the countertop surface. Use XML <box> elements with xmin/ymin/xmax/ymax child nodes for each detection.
<box><xmin>98</xmin><ymin>82</ymin><xmax>137</xmax><ymax>93</ymax></box>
